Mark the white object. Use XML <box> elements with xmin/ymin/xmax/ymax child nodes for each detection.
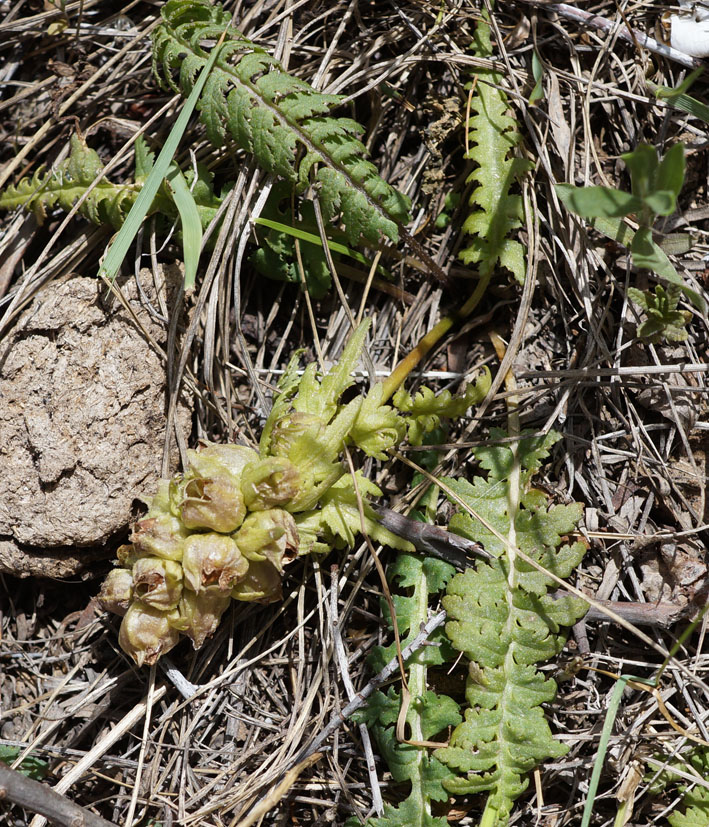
<box><xmin>678</xmin><ymin>0</ymin><xmax>709</xmax><ymax>21</ymax></box>
<box><xmin>670</xmin><ymin>12</ymin><xmax>709</xmax><ymax>56</ymax></box>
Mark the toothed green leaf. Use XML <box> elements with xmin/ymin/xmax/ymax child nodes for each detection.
<box><xmin>0</xmin><ymin>134</ymin><xmax>139</xmax><ymax>228</ymax></box>
<box><xmin>473</xmin><ymin>427</ymin><xmax>559</xmax><ymax>480</ymax></box>
<box><xmin>435</xmin><ymin>430</ymin><xmax>587</xmax><ymax>823</ymax></box>
<box><xmin>459</xmin><ymin>12</ymin><xmax>530</xmax><ymax>283</ymax></box>
<box><xmin>316</xmin><ymin>473</ymin><xmax>414</xmax><ymax>551</ymax></box>
<box><xmin>134</xmin><ymin>136</ymin><xmax>156</xmax><ymax>180</ymax></box>
<box><xmin>361</xmin><ymin>549</ymin><xmax>460</xmax><ymax>827</ymax></box>
<box><xmin>647</xmin><ymin>748</ymin><xmax>709</xmax><ymax>827</ymax></box>
<box><xmin>152</xmin><ymin>0</ymin><xmax>410</xmax><ymax>247</ymax></box>
<box><xmin>370</xmin><ymin>553</ymin><xmax>456</xmax><ymax>673</ymax></box>
<box><xmin>364</xmin><ymin>793</ymin><xmax>452</xmax><ymax>827</ymax></box>
<box><xmin>349</xmin><ymin>382</ymin><xmax>406</xmax><ymax>460</ymax></box>
<box><xmin>393</xmin><ymin>368</ymin><xmax>491</xmax><ymax>446</ymax></box>
<box><xmin>0</xmin><ymin>132</ymin><xmax>225</xmax><ymax>237</ymax></box>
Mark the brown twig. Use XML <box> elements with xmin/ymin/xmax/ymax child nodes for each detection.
<box><xmin>582</xmin><ymin>598</ymin><xmax>688</xmax><ymax>629</ymax></box>
<box><xmin>375</xmin><ymin>506</ymin><xmax>491</xmax><ymax>569</ymax></box>
<box><xmin>0</xmin><ymin>763</ymin><xmax>118</xmax><ymax>827</ymax></box>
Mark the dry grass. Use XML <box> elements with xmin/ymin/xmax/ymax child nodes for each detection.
<box><xmin>1</xmin><ymin>0</ymin><xmax>709</xmax><ymax>824</ymax></box>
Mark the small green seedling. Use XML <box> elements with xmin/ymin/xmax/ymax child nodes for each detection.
<box><xmin>627</xmin><ymin>283</ymin><xmax>691</xmax><ymax>342</ymax></box>
<box><xmin>646</xmin><ymin>747</ymin><xmax>709</xmax><ymax>827</ymax></box>
<box><xmin>556</xmin><ymin>143</ymin><xmax>704</xmax><ymax>338</ymax></box>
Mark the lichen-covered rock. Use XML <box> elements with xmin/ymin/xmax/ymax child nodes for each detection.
<box><xmin>0</xmin><ymin>269</ymin><xmax>191</xmax><ymax>578</ymax></box>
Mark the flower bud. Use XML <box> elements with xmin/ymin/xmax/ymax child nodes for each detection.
<box><xmin>269</xmin><ymin>412</ymin><xmax>324</xmax><ymax>459</ymax></box>
<box><xmin>98</xmin><ymin>568</ymin><xmax>134</xmax><ymax>616</ymax></box>
<box><xmin>230</xmin><ymin>559</ymin><xmax>283</xmax><ymax>604</ymax></box>
<box><xmin>188</xmin><ymin>443</ymin><xmax>258</xmax><ymax>478</ymax></box>
<box><xmin>182</xmin><ymin>533</ymin><xmax>248</xmax><ymax>593</ymax></box>
<box><xmin>131</xmin><ymin>514</ymin><xmax>186</xmax><ymax>561</ymax></box>
<box><xmin>175</xmin><ymin>475</ymin><xmax>247</xmax><ymax>533</ymax></box>
<box><xmin>234</xmin><ymin>508</ymin><xmax>298</xmax><ymax>571</ymax></box>
<box><xmin>170</xmin><ymin>444</ymin><xmax>256</xmax><ymax>532</ymax></box>
<box><xmin>241</xmin><ymin>457</ymin><xmax>300</xmax><ymax>510</ymax></box>
<box><xmin>118</xmin><ymin>603</ymin><xmax>180</xmax><ymax>666</ymax></box>
<box><xmin>116</xmin><ymin>544</ymin><xmax>139</xmax><ymax>568</ymax></box>
<box><xmin>173</xmin><ymin>588</ymin><xmax>231</xmax><ymax>649</ymax></box>
<box><xmin>131</xmin><ymin>557</ymin><xmax>183</xmax><ymax>611</ymax></box>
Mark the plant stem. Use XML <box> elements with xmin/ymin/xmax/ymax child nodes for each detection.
<box><xmin>381</xmin><ymin>273</ymin><xmax>491</xmax><ymax>402</ymax></box>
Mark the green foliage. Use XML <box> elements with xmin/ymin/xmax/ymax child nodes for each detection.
<box><xmin>263</xmin><ymin>324</ymin><xmax>492</xmax><ymax>557</ymax></box>
<box><xmin>249</xmin><ymin>183</ymin><xmax>332</xmax><ymax>298</ymax></box>
<box><xmin>356</xmin><ymin>553</ymin><xmax>461</xmax><ymax>827</ymax></box>
<box><xmin>0</xmin><ymin>134</ymin><xmax>139</xmax><ymax>228</ymax></box>
<box><xmin>556</xmin><ymin>142</ymin><xmax>705</xmax><ymax>316</ymax></box>
<box><xmin>368</xmin><ymin>554</ymin><xmax>458</xmax><ymax>674</ymax></box>
<box><xmin>647</xmin><ymin>748</ymin><xmax>709</xmax><ymax>827</ymax></box>
<box><xmin>0</xmin><ymin>133</ymin><xmax>224</xmax><ymax>233</ymax></box>
<box><xmin>152</xmin><ymin>0</ymin><xmax>411</xmax><ymax>248</ymax></box>
<box><xmin>628</xmin><ymin>283</ymin><xmax>692</xmax><ymax>342</ymax></box>
<box><xmin>0</xmin><ymin>132</ymin><xmax>379</xmax><ymax>297</ymax></box>
<box><xmin>433</xmin><ymin>430</ymin><xmax>587</xmax><ymax>825</ymax></box>
<box><xmin>392</xmin><ymin>371</ymin><xmax>491</xmax><ymax>447</ymax></box>
<box><xmin>649</xmin><ymin>68</ymin><xmax>709</xmax><ymax>127</ymax></box>
<box><xmin>528</xmin><ymin>50</ymin><xmax>544</xmax><ymax>106</ymax></box>
<box><xmin>0</xmin><ymin>746</ymin><xmax>49</xmax><ymax>781</ymax></box>
<box><xmin>459</xmin><ymin>9</ymin><xmax>531</xmax><ymax>284</ymax></box>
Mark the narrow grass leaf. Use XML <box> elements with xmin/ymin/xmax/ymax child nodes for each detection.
<box><xmin>254</xmin><ymin>217</ymin><xmax>376</xmax><ymax>268</ymax></box>
<box><xmin>99</xmin><ymin>27</ymin><xmax>228</xmax><ymax>283</ymax></box>
<box><xmin>529</xmin><ymin>50</ymin><xmax>544</xmax><ymax>105</ymax></box>
<box><xmin>659</xmin><ymin>91</ymin><xmax>709</xmax><ymax>124</ymax></box>
<box><xmin>166</xmin><ymin>164</ymin><xmax>202</xmax><ymax>289</ymax></box>
<box><xmin>653</xmin><ymin>67</ymin><xmax>705</xmax><ymax>100</ymax></box>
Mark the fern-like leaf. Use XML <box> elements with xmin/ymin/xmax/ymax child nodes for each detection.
<box><xmin>460</xmin><ymin>10</ymin><xmax>531</xmax><ymax>283</ymax></box>
<box><xmin>392</xmin><ymin>368</ymin><xmax>491</xmax><ymax>446</ymax></box>
<box><xmin>357</xmin><ymin>553</ymin><xmax>460</xmax><ymax>827</ymax></box>
<box><xmin>0</xmin><ymin>134</ymin><xmax>224</xmax><ymax>232</ymax></box>
<box><xmin>152</xmin><ymin>0</ymin><xmax>411</xmax><ymax>247</ymax></box>
<box><xmin>647</xmin><ymin>749</ymin><xmax>709</xmax><ymax>827</ymax></box>
<box><xmin>0</xmin><ymin>134</ymin><xmax>139</xmax><ymax>228</ymax></box>
<box><xmin>434</xmin><ymin>431</ymin><xmax>587</xmax><ymax>824</ymax></box>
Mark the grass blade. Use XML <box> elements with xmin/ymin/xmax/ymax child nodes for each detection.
<box><xmin>98</xmin><ymin>28</ymin><xmax>229</xmax><ymax>283</ymax></box>
<box><xmin>165</xmin><ymin>164</ymin><xmax>202</xmax><ymax>290</ymax></box>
